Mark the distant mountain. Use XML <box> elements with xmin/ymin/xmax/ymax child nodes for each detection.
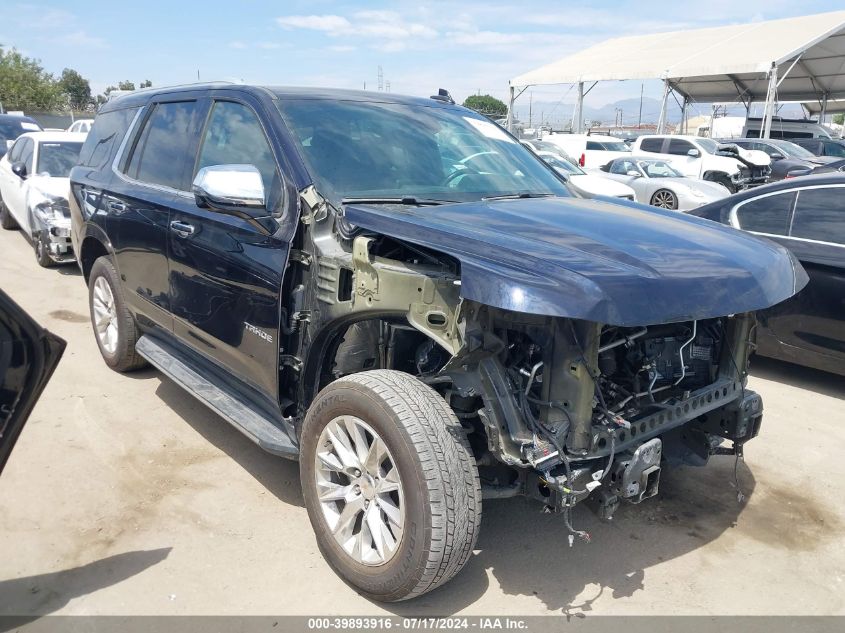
<box><xmin>513</xmin><ymin>96</ymin><xmax>808</xmax><ymax>129</ymax></box>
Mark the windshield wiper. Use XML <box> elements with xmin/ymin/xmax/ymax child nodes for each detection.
<box><xmin>481</xmin><ymin>192</ymin><xmax>556</xmax><ymax>201</ymax></box>
<box><xmin>341</xmin><ymin>196</ymin><xmax>457</xmax><ymax>206</ymax></box>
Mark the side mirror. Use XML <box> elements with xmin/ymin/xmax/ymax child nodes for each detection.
<box><xmin>192</xmin><ymin>164</ymin><xmax>265</xmax><ymax>216</ymax></box>
<box><xmin>687</xmin><ymin>148</ymin><xmax>700</xmax><ymax>157</ymax></box>
<box><xmin>626</xmin><ymin>170</ymin><xmax>642</xmax><ymax>177</ymax></box>
<box><xmin>11</xmin><ymin>162</ymin><xmax>27</xmax><ymax>179</ymax></box>
<box><xmin>770</xmin><ymin>152</ymin><xmax>784</xmax><ymax>160</ymax></box>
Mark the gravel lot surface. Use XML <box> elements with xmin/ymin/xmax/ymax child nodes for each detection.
<box><xmin>1</xmin><ymin>226</ymin><xmax>843</xmax><ymax>616</ymax></box>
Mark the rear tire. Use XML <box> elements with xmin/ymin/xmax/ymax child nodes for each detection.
<box><xmin>300</xmin><ymin>369</ymin><xmax>481</xmax><ymax>602</ymax></box>
<box><xmin>0</xmin><ymin>197</ymin><xmax>18</xmax><ymax>230</ymax></box>
<box><xmin>88</xmin><ymin>256</ymin><xmax>147</xmax><ymax>372</ymax></box>
<box><xmin>34</xmin><ymin>230</ymin><xmax>55</xmax><ymax>267</ymax></box>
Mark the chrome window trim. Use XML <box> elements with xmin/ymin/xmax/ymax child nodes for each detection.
<box><xmin>730</xmin><ymin>183</ymin><xmax>845</xmax><ymax>249</ymax></box>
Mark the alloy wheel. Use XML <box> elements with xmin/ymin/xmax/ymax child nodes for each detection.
<box><xmin>314</xmin><ymin>415</ymin><xmax>404</xmax><ymax>566</ymax></box>
<box><xmin>652</xmin><ymin>190</ymin><xmax>677</xmax><ymax>209</ymax></box>
<box><xmin>92</xmin><ymin>277</ymin><xmax>119</xmax><ymax>354</ymax></box>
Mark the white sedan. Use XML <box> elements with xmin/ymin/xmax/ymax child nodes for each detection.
<box><xmin>0</xmin><ymin>131</ymin><xmax>85</xmax><ymax>266</ymax></box>
<box><xmin>596</xmin><ymin>157</ymin><xmax>731</xmax><ymax>210</ymax></box>
<box><xmin>531</xmin><ymin>149</ymin><xmax>636</xmax><ymax>200</ymax></box>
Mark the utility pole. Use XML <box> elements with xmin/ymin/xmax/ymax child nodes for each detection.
<box><xmin>377</xmin><ymin>65</ymin><xmax>384</xmax><ymax>91</ymax></box>
<box><xmin>638</xmin><ymin>82</ymin><xmax>643</xmax><ymax>128</ymax></box>
<box><xmin>385</xmin><ymin>80</ymin><xmax>391</xmax><ymax>93</ymax></box>
<box><xmin>529</xmin><ymin>92</ymin><xmax>533</xmax><ymax>127</ymax></box>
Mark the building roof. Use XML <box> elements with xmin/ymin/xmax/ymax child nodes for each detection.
<box><xmin>511</xmin><ymin>11</ymin><xmax>845</xmax><ymax>103</ymax></box>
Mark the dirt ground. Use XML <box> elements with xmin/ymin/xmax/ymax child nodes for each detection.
<box><xmin>0</xmin><ymin>226</ymin><xmax>844</xmax><ymax>617</ymax></box>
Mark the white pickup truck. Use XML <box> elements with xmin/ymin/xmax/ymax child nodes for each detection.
<box><xmin>632</xmin><ymin>135</ymin><xmax>771</xmax><ymax>192</ymax></box>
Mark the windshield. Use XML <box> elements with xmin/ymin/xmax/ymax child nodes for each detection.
<box><xmin>540</xmin><ymin>153</ymin><xmax>584</xmax><ymax>175</ymax></box>
<box><xmin>637</xmin><ymin>160</ymin><xmax>683</xmax><ymax>178</ymax></box>
<box><xmin>596</xmin><ymin>140</ymin><xmax>630</xmax><ymax>152</ymax></box>
<box><xmin>534</xmin><ymin>140</ymin><xmax>572</xmax><ymax>156</ymax></box>
<box><xmin>36</xmin><ymin>142</ymin><xmax>83</xmax><ymax>177</ymax></box>
<box><xmin>275</xmin><ymin>100</ymin><xmax>570</xmax><ymax>203</ymax></box>
<box><xmin>697</xmin><ymin>138</ymin><xmax>719</xmax><ymax>154</ymax></box>
<box><xmin>768</xmin><ymin>140</ymin><xmax>815</xmax><ymax>159</ymax></box>
<box><xmin>0</xmin><ymin>121</ymin><xmax>32</xmax><ymax>143</ymax></box>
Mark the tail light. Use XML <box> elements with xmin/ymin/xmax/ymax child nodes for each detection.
<box><xmin>579</xmin><ymin>153</ymin><xmax>586</xmax><ymax>167</ymax></box>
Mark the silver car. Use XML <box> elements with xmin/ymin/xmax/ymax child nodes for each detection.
<box><xmin>598</xmin><ymin>157</ymin><xmax>730</xmax><ymax>210</ymax></box>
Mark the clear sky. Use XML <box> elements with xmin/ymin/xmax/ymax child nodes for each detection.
<box><xmin>1</xmin><ymin>0</ymin><xmax>843</xmax><ymax>115</ymax></box>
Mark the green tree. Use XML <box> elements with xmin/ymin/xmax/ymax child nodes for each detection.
<box><xmin>58</xmin><ymin>68</ymin><xmax>92</xmax><ymax>110</ymax></box>
<box><xmin>139</xmin><ymin>79</ymin><xmax>152</xmax><ymax>89</ymax></box>
<box><xmin>834</xmin><ymin>113</ymin><xmax>844</xmax><ymax>126</ymax></box>
<box><xmin>0</xmin><ymin>46</ymin><xmax>62</xmax><ymax>111</ymax></box>
<box><xmin>118</xmin><ymin>80</ymin><xmax>136</xmax><ymax>91</ymax></box>
<box><xmin>462</xmin><ymin>94</ymin><xmax>508</xmax><ymax>117</ymax></box>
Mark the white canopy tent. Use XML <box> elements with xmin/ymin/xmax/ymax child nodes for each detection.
<box><xmin>804</xmin><ymin>98</ymin><xmax>845</xmax><ymax>115</ymax></box>
<box><xmin>508</xmin><ymin>11</ymin><xmax>845</xmax><ymax>138</ymax></box>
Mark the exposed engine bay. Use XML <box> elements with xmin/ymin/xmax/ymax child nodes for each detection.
<box><xmin>284</xmin><ymin>211</ymin><xmax>769</xmax><ymax>543</ymax></box>
<box><xmin>316</xmin><ymin>256</ymin><xmax>762</xmax><ymax>533</ymax></box>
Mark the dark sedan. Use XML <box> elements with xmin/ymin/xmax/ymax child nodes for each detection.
<box><xmin>718</xmin><ymin>138</ymin><xmax>837</xmax><ymax>181</ymax></box>
<box><xmin>688</xmin><ymin>173</ymin><xmax>845</xmax><ymax>376</ymax></box>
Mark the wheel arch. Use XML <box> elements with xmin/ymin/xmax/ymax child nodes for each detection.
<box><xmin>79</xmin><ymin>230</ymin><xmax>115</xmax><ymax>283</ymax></box>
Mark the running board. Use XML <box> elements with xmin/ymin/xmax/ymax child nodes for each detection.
<box><xmin>136</xmin><ymin>335</ymin><xmax>298</xmax><ymax>459</ymax></box>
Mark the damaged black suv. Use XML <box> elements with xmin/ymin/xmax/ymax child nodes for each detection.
<box><xmin>69</xmin><ymin>84</ymin><xmax>806</xmax><ymax>601</ymax></box>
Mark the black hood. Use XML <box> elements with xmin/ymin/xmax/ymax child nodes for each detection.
<box><xmin>345</xmin><ymin>196</ymin><xmax>807</xmax><ymax>326</ymax></box>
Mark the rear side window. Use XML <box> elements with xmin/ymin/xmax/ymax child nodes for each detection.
<box><xmin>639</xmin><ymin>138</ymin><xmax>663</xmax><ymax>153</ymax></box>
<box><xmin>791</xmin><ymin>187</ymin><xmax>844</xmax><ymax>245</ymax></box>
<box><xmin>586</xmin><ymin>141</ymin><xmax>603</xmax><ymax>150</ymax></box>
<box><xmin>735</xmin><ymin>192</ymin><xmax>796</xmax><ymax>235</ymax></box>
<box><xmin>126</xmin><ymin>101</ymin><xmax>199</xmax><ymax>190</ymax></box>
<box><xmin>823</xmin><ymin>142</ymin><xmax>845</xmax><ymax>158</ymax></box>
<box><xmin>78</xmin><ymin>107</ymin><xmax>140</xmax><ymax>170</ymax></box>
<box><xmin>667</xmin><ymin>139</ymin><xmax>694</xmax><ymax>155</ymax></box>
<box><xmin>195</xmin><ymin>101</ymin><xmax>278</xmax><ymax>192</ymax></box>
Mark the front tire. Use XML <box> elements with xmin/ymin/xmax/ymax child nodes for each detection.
<box><xmin>88</xmin><ymin>256</ymin><xmax>147</xmax><ymax>372</ymax></box>
<box><xmin>34</xmin><ymin>230</ymin><xmax>55</xmax><ymax>267</ymax></box>
<box><xmin>650</xmin><ymin>188</ymin><xmax>678</xmax><ymax>210</ymax></box>
<box><xmin>0</xmin><ymin>197</ymin><xmax>18</xmax><ymax>230</ymax></box>
<box><xmin>300</xmin><ymin>370</ymin><xmax>481</xmax><ymax>602</ymax></box>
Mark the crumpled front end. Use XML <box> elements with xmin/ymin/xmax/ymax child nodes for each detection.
<box><xmin>717</xmin><ymin>144</ymin><xmax>772</xmax><ymax>187</ymax></box>
<box><xmin>26</xmin><ymin>185</ymin><xmax>75</xmax><ymax>263</ymax></box>
<box><xmin>438</xmin><ymin>302</ymin><xmax>762</xmax><ymax>530</ymax></box>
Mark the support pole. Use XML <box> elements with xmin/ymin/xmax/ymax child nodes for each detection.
<box><xmin>680</xmin><ymin>97</ymin><xmax>688</xmax><ymax>134</ymax></box>
<box><xmin>572</xmin><ymin>81</ymin><xmax>584</xmax><ymax>133</ymax></box>
<box><xmin>506</xmin><ymin>85</ymin><xmax>515</xmax><ymax>133</ymax></box>
<box><xmin>761</xmin><ymin>65</ymin><xmax>778</xmax><ymax>139</ymax></box>
<box><xmin>656</xmin><ymin>79</ymin><xmax>670</xmax><ymax>134</ymax></box>
<box><xmin>820</xmin><ymin>93</ymin><xmax>828</xmax><ymax>122</ymax></box>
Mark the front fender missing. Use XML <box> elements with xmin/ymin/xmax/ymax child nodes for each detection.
<box><xmin>352</xmin><ymin>236</ymin><xmax>463</xmax><ymax>355</ymax></box>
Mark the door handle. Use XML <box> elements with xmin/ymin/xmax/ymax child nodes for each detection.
<box><xmin>107</xmin><ymin>200</ymin><xmax>126</xmax><ymax>213</ymax></box>
<box><xmin>170</xmin><ymin>220</ymin><xmax>195</xmax><ymax>237</ymax></box>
